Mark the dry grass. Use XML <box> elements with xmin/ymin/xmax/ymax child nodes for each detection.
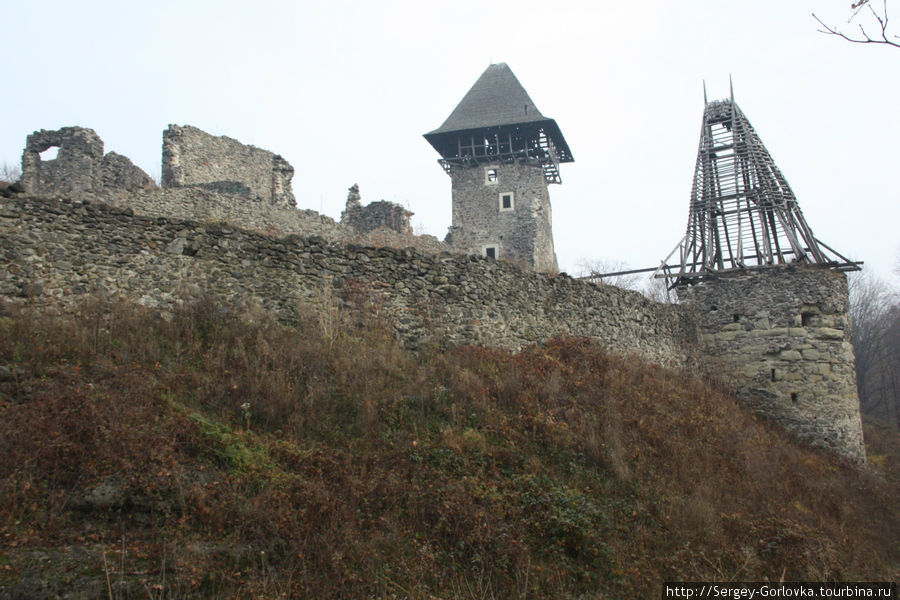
<box><xmin>0</xmin><ymin>295</ymin><xmax>896</xmax><ymax>598</ymax></box>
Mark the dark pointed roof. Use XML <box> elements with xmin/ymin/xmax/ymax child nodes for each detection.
<box><xmin>424</xmin><ymin>63</ymin><xmax>573</xmax><ymax>164</ymax></box>
<box><xmin>427</xmin><ymin>63</ymin><xmax>549</xmax><ymax>134</ymax></box>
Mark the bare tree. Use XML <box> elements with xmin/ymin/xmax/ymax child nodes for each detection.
<box><xmin>849</xmin><ymin>271</ymin><xmax>900</xmax><ymax>426</ymax></box>
<box><xmin>576</xmin><ymin>258</ymin><xmax>643</xmax><ymax>291</ymax></box>
<box><xmin>642</xmin><ymin>276</ymin><xmax>676</xmax><ymax>304</ymax></box>
<box><xmin>813</xmin><ymin>0</ymin><xmax>900</xmax><ymax>49</ymax></box>
<box><xmin>0</xmin><ymin>162</ymin><xmax>21</xmax><ymax>183</ymax></box>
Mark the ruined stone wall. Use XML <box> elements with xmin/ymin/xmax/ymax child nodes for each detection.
<box><xmin>20</xmin><ymin>127</ymin><xmax>155</xmax><ymax>197</ymax></box>
<box><xmin>0</xmin><ymin>196</ymin><xmax>687</xmax><ymax>369</ymax></box>
<box><xmin>678</xmin><ymin>267</ymin><xmax>866</xmax><ymax>463</ymax></box>
<box><xmin>340</xmin><ymin>184</ymin><xmax>414</xmax><ymax>235</ymax></box>
<box><xmin>342</xmin><ymin>200</ymin><xmax>413</xmax><ymax>236</ymax></box>
<box><xmin>14</xmin><ymin>125</ymin><xmax>445</xmax><ymax>256</ymax></box>
<box><xmin>448</xmin><ymin>162</ymin><xmax>557</xmax><ymax>272</ymax></box>
<box><xmin>108</xmin><ymin>186</ymin><xmax>445</xmax><ymax>254</ymax></box>
<box><xmin>161</xmin><ymin>125</ymin><xmax>295</xmax><ymax>208</ymax></box>
<box><xmin>100</xmin><ymin>152</ymin><xmax>158</xmax><ymax>194</ymax></box>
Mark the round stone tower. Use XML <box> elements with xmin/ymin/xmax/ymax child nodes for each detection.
<box><xmin>663</xmin><ymin>88</ymin><xmax>865</xmax><ymax>463</ymax></box>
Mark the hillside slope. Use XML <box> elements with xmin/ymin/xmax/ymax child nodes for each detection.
<box><xmin>0</xmin><ymin>297</ymin><xmax>896</xmax><ymax>599</ymax></box>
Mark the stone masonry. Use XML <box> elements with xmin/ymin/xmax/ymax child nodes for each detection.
<box><xmin>161</xmin><ymin>125</ymin><xmax>296</xmax><ymax>208</ymax></box>
<box><xmin>678</xmin><ymin>267</ymin><xmax>865</xmax><ymax>463</ymax></box>
<box><xmin>21</xmin><ymin>127</ymin><xmax>156</xmax><ymax>197</ymax></box>
<box><xmin>447</xmin><ymin>161</ymin><xmax>557</xmax><ymax>272</ymax></box>
<box><xmin>16</xmin><ymin>126</ymin><xmax>445</xmax><ymax>254</ymax></box>
<box><xmin>340</xmin><ymin>184</ymin><xmax>413</xmax><ymax>235</ymax></box>
<box><xmin>0</xmin><ymin>196</ymin><xmax>687</xmax><ymax>369</ymax></box>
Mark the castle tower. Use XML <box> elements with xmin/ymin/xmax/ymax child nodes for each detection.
<box><xmin>668</xmin><ymin>88</ymin><xmax>865</xmax><ymax>463</ymax></box>
<box><xmin>424</xmin><ymin>63</ymin><xmax>573</xmax><ymax>272</ymax></box>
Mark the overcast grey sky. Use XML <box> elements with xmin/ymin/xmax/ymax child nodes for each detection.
<box><xmin>3</xmin><ymin>0</ymin><xmax>898</xmax><ymax>284</ymax></box>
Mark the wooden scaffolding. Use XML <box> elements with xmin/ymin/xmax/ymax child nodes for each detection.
<box><xmin>660</xmin><ymin>86</ymin><xmax>860</xmax><ymax>288</ymax></box>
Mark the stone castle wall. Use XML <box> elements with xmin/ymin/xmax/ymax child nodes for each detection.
<box><xmin>161</xmin><ymin>125</ymin><xmax>296</xmax><ymax>208</ymax></box>
<box><xmin>0</xmin><ymin>196</ymin><xmax>687</xmax><ymax>369</ymax></box>
<box><xmin>448</xmin><ymin>162</ymin><xmax>557</xmax><ymax>272</ymax></box>
<box><xmin>107</xmin><ymin>182</ymin><xmax>445</xmax><ymax>255</ymax></box>
<box><xmin>678</xmin><ymin>268</ymin><xmax>865</xmax><ymax>463</ymax></box>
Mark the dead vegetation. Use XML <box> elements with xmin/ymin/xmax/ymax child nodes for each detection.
<box><xmin>0</xmin><ymin>295</ymin><xmax>896</xmax><ymax>598</ymax></box>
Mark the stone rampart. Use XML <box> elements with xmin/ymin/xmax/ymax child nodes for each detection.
<box><xmin>678</xmin><ymin>267</ymin><xmax>865</xmax><ymax>463</ymax></box>
<box><xmin>0</xmin><ymin>196</ymin><xmax>688</xmax><ymax>369</ymax></box>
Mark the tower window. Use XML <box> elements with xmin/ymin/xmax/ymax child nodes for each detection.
<box><xmin>499</xmin><ymin>192</ymin><xmax>514</xmax><ymax>211</ymax></box>
<box><xmin>484</xmin><ymin>246</ymin><xmax>498</xmax><ymax>259</ymax></box>
<box><xmin>485</xmin><ymin>168</ymin><xmax>498</xmax><ymax>184</ymax></box>
<box><xmin>791</xmin><ymin>392</ymin><xmax>799</xmax><ymax>404</ymax></box>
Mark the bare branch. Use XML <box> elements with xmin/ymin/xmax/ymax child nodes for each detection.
<box><xmin>813</xmin><ymin>0</ymin><xmax>900</xmax><ymax>49</ymax></box>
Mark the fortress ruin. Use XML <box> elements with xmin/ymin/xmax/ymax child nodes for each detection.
<box><xmin>0</xmin><ymin>71</ymin><xmax>866</xmax><ymax>464</ymax></box>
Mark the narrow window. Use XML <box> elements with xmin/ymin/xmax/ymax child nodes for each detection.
<box><xmin>499</xmin><ymin>192</ymin><xmax>514</xmax><ymax>211</ymax></box>
<box><xmin>801</xmin><ymin>312</ymin><xmax>814</xmax><ymax>326</ymax></box>
<box><xmin>771</xmin><ymin>369</ymin><xmax>776</xmax><ymax>382</ymax></box>
<box><xmin>733</xmin><ymin>314</ymin><xmax>740</xmax><ymax>323</ymax></box>
<box><xmin>485</xmin><ymin>168</ymin><xmax>498</xmax><ymax>184</ymax></box>
<box><xmin>485</xmin><ymin>247</ymin><xmax>497</xmax><ymax>259</ymax></box>
<box><xmin>791</xmin><ymin>392</ymin><xmax>798</xmax><ymax>404</ymax></box>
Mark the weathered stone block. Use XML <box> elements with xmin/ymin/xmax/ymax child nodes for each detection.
<box><xmin>779</xmin><ymin>349</ymin><xmax>803</xmax><ymax>361</ymax></box>
<box><xmin>749</xmin><ymin>327</ymin><xmax>790</xmax><ymax>337</ymax></box>
<box><xmin>814</xmin><ymin>327</ymin><xmax>844</xmax><ymax>340</ymax></box>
